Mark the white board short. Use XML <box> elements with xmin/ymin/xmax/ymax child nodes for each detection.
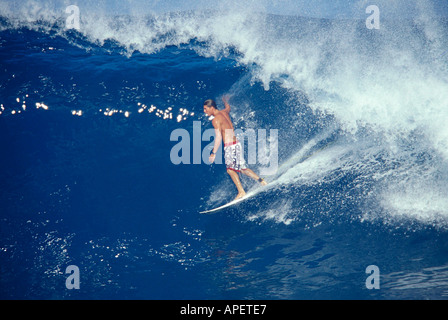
<box><xmin>224</xmin><ymin>141</ymin><xmax>247</xmax><ymax>173</ymax></box>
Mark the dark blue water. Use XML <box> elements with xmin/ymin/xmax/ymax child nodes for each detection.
<box><xmin>1</xmin><ymin>5</ymin><xmax>448</xmax><ymax>300</ymax></box>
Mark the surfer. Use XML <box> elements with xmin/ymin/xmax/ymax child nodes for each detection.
<box><xmin>204</xmin><ymin>97</ymin><xmax>267</xmax><ymax>200</ymax></box>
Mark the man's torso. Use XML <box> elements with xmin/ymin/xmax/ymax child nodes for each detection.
<box><xmin>215</xmin><ymin>111</ymin><xmax>236</xmax><ymax>144</ymax></box>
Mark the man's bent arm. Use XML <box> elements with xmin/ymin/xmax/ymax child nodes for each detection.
<box><xmin>223</xmin><ymin>97</ymin><xmax>231</xmax><ymax>113</ymax></box>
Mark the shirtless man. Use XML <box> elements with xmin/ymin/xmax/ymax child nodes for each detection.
<box><xmin>204</xmin><ymin>97</ymin><xmax>267</xmax><ymax>200</ymax></box>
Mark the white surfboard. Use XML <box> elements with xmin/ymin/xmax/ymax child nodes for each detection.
<box><xmin>199</xmin><ymin>187</ymin><xmax>262</xmax><ymax>214</ymax></box>
<box><xmin>199</xmin><ymin>197</ymin><xmax>245</xmax><ymax>214</ymax></box>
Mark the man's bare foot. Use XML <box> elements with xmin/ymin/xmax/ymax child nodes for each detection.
<box><xmin>260</xmin><ymin>178</ymin><xmax>268</xmax><ymax>186</ymax></box>
<box><xmin>235</xmin><ymin>192</ymin><xmax>246</xmax><ymax>200</ymax></box>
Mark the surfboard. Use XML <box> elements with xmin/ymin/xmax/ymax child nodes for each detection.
<box><xmin>199</xmin><ymin>189</ymin><xmax>260</xmax><ymax>214</ymax></box>
<box><xmin>199</xmin><ymin>197</ymin><xmax>245</xmax><ymax>214</ymax></box>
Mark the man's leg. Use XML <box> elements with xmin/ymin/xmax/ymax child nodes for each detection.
<box><xmin>227</xmin><ymin>169</ymin><xmax>246</xmax><ymax>199</ymax></box>
<box><xmin>241</xmin><ymin>168</ymin><xmax>268</xmax><ymax>185</ymax></box>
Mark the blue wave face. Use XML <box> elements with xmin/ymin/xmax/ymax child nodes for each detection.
<box><xmin>1</xmin><ymin>1</ymin><xmax>448</xmax><ymax>300</ymax></box>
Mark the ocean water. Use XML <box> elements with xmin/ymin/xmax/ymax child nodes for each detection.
<box><xmin>1</xmin><ymin>1</ymin><xmax>448</xmax><ymax>300</ymax></box>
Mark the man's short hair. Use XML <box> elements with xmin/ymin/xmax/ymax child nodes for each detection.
<box><xmin>203</xmin><ymin>99</ymin><xmax>216</xmax><ymax>108</ymax></box>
